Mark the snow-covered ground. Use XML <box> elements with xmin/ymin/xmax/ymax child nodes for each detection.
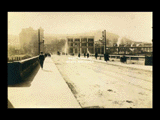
<box><xmin>52</xmin><ymin>55</ymin><xmax>152</xmax><ymax>108</ymax></box>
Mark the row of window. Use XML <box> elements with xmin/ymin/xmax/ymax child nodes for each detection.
<box><xmin>68</xmin><ymin>43</ymin><xmax>94</xmax><ymax>46</ymax></box>
<box><xmin>68</xmin><ymin>38</ymin><xmax>94</xmax><ymax>42</ymax></box>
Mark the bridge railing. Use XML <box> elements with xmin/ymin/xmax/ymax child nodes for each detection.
<box><xmin>8</xmin><ymin>56</ymin><xmax>39</xmax><ymax>85</ymax></box>
<box><xmin>8</xmin><ymin>55</ymin><xmax>32</xmax><ymax>62</ymax></box>
<box><xmin>90</xmin><ymin>54</ymin><xmax>152</xmax><ymax>65</ymax></box>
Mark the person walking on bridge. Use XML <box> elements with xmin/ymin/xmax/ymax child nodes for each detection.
<box><xmin>87</xmin><ymin>52</ymin><xmax>89</xmax><ymax>58</ymax></box>
<box><xmin>39</xmin><ymin>52</ymin><xmax>45</xmax><ymax>69</ymax></box>
<box><xmin>84</xmin><ymin>52</ymin><xmax>86</xmax><ymax>58</ymax></box>
<box><xmin>95</xmin><ymin>52</ymin><xmax>98</xmax><ymax>59</ymax></box>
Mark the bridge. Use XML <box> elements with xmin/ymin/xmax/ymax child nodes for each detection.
<box><xmin>8</xmin><ymin>56</ymin><xmax>81</xmax><ymax>108</ymax></box>
<box><xmin>7</xmin><ymin>54</ymin><xmax>152</xmax><ymax>108</ymax></box>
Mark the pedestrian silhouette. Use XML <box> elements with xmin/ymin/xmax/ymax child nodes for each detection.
<box><xmin>39</xmin><ymin>52</ymin><xmax>45</xmax><ymax>69</ymax></box>
<box><xmin>104</xmin><ymin>52</ymin><xmax>109</xmax><ymax>62</ymax></box>
<box><xmin>95</xmin><ymin>52</ymin><xmax>98</xmax><ymax>59</ymax></box>
<box><xmin>87</xmin><ymin>52</ymin><xmax>89</xmax><ymax>58</ymax></box>
<box><xmin>84</xmin><ymin>52</ymin><xmax>86</xmax><ymax>57</ymax></box>
<box><xmin>121</xmin><ymin>55</ymin><xmax>126</xmax><ymax>63</ymax></box>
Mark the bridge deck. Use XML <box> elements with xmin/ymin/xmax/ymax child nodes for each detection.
<box><xmin>8</xmin><ymin>57</ymin><xmax>81</xmax><ymax>108</ymax></box>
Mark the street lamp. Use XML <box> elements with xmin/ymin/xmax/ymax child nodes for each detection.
<box><xmin>38</xmin><ymin>29</ymin><xmax>45</xmax><ymax>54</ymax></box>
<box><xmin>40</xmin><ymin>38</ymin><xmax>45</xmax><ymax>53</ymax></box>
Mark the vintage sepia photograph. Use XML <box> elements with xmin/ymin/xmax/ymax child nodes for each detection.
<box><xmin>7</xmin><ymin>11</ymin><xmax>153</xmax><ymax>108</ymax></box>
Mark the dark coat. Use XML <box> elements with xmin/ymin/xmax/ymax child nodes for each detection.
<box><xmin>39</xmin><ymin>54</ymin><xmax>45</xmax><ymax>62</ymax></box>
<box><xmin>87</xmin><ymin>53</ymin><xmax>89</xmax><ymax>58</ymax></box>
<box><xmin>104</xmin><ymin>53</ymin><xmax>109</xmax><ymax>61</ymax></box>
<box><xmin>95</xmin><ymin>53</ymin><xmax>98</xmax><ymax>58</ymax></box>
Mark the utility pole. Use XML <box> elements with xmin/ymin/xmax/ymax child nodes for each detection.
<box><xmin>104</xmin><ymin>30</ymin><xmax>106</xmax><ymax>54</ymax></box>
<box><xmin>102</xmin><ymin>30</ymin><xmax>106</xmax><ymax>54</ymax></box>
<box><xmin>38</xmin><ymin>29</ymin><xmax>40</xmax><ymax>55</ymax></box>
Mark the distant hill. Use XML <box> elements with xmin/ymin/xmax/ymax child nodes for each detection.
<box><xmin>44</xmin><ymin>30</ymin><xmax>138</xmax><ymax>47</ymax></box>
<box><xmin>44</xmin><ymin>30</ymin><xmax>121</xmax><ymax>44</ymax></box>
<box><xmin>8</xmin><ymin>30</ymin><xmax>136</xmax><ymax>47</ymax></box>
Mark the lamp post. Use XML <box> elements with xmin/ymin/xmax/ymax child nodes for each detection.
<box><xmin>38</xmin><ymin>29</ymin><xmax>40</xmax><ymax>54</ymax></box>
<box><xmin>102</xmin><ymin>30</ymin><xmax>106</xmax><ymax>53</ymax></box>
<box><xmin>38</xmin><ymin>29</ymin><xmax>45</xmax><ymax>54</ymax></box>
<box><xmin>40</xmin><ymin>39</ymin><xmax>45</xmax><ymax>53</ymax></box>
<box><xmin>104</xmin><ymin>30</ymin><xmax>106</xmax><ymax>54</ymax></box>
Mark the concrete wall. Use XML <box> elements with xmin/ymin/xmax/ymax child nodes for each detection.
<box><xmin>8</xmin><ymin>56</ymin><xmax>39</xmax><ymax>85</ymax></box>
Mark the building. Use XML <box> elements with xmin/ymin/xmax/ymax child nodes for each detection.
<box><xmin>19</xmin><ymin>27</ymin><xmax>44</xmax><ymax>55</ymax></box>
<box><xmin>67</xmin><ymin>36</ymin><xmax>94</xmax><ymax>55</ymax></box>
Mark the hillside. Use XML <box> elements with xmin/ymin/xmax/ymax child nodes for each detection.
<box><xmin>8</xmin><ymin>30</ymin><xmax>134</xmax><ymax>46</ymax></box>
<box><xmin>44</xmin><ymin>30</ymin><xmax>120</xmax><ymax>43</ymax></box>
<box><xmin>44</xmin><ymin>30</ymin><xmax>135</xmax><ymax>46</ymax></box>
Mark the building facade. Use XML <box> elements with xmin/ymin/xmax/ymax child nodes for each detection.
<box><xmin>67</xmin><ymin>36</ymin><xmax>94</xmax><ymax>55</ymax></box>
<box><xmin>19</xmin><ymin>27</ymin><xmax>44</xmax><ymax>55</ymax></box>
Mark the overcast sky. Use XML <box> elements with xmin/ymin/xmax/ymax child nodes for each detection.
<box><xmin>8</xmin><ymin>12</ymin><xmax>152</xmax><ymax>42</ymax></box>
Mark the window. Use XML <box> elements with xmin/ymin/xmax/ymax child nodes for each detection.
<box><xmin>75</xmin><ymin>43</ymin><xmax>80</xmax><ymax>46</ymax></box>
<box><xmin>88</xmin><ymin>38</ymin><xmax>94</xmax><ymax>42</ymax></box>
<box><xmin>81</xmin><ymin>38</ymin><xmax>87</xmax><ymax>42</ymax></box>
<box><xmin>82</xmin><ymin>43</ymin><xmax>87</xmax><ymax>46</ymax></box>
<box><xmin>68</xmin><ymin>38</ymin><xmax>73</xmax><ymax>42</ymax></box>
<box><xmin>68</xmin><ymin>43</ymin><xmax>73</xmax><ymax>46</ymax></box>
<box><xmin>88</xmin><ymin>43</ymin><xmax>93</xmax><ymax>46</ymax></box>
<box><xmin>75</xmin><ymin>39</ymin><xmax>80</xmax><ymax>42</ymax></box>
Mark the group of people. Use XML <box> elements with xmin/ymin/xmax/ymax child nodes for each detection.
<box><xmin>95</xmin><ymin>52</ymin><xmax>109</xmax><ymax>61</ymax></box>
<box><xmin>78</xmin><ymin>52</ymin><xmax>89</xmax><ymax>58</ymax></box>
<box><xmin>78</xmin><ymin>52</ymin><xmax>109</xmax><ymax>62</ymax></box>
<box><xmin>84</xmin><ymin>52</ymin><xmax>89</xmax><ymax>58</ymax></box>
<box><xmin>39</xmin><ymin>51</ymin><xmax>110</xmax><ymax>69</ymax></box>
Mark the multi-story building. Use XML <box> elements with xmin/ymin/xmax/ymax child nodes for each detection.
<box><xmin>19</xmin><ymin>27</ymin><xmax>44</xmax><ymax>55</ymax></box>
<box><xmin>67</xmin><ymin>36</ymin><xmax>94</xmax><ymax>55</ymax></box>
